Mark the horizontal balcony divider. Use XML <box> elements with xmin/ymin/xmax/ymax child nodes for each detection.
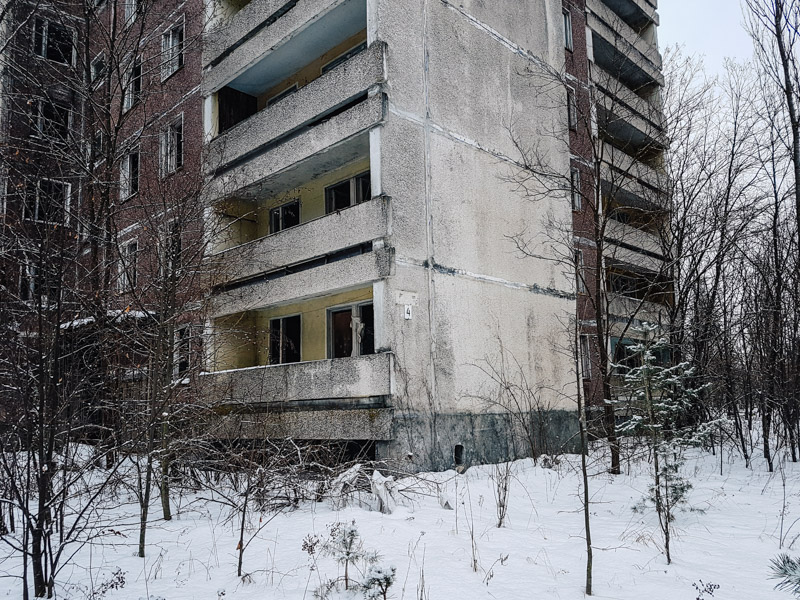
<box><xmin>212</xmin><ymin>197</ymin><xmax>390</xmax><ymax>285</ymax></box>
<box><xmin>209</xmin><ymin>246</ymin><xmax>394</xmax><ymax>318</ymax></box>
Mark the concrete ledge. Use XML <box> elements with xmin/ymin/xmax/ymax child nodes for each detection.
<box><xmin>588</xmin><ymin>0</ymin><xmax>662</xmax><ymax>70</ymax></box>
<box><xmin>207</xmin><ymin>42</ymin><xmax>386</xmax><ymax>171</ymax></box>
<box><xmin>209</xmin><ymin>246</ymin><xmax>394</xmax><ymax>317</ymax></box>
<box><xmin>588</xmin><ymin>12</ymin><xmax>664</xmax><ymax>87</ymax></box>
<box><xmin>605</xmin><ymin>219</ymin><xmax>663</xmax><ymax>257</ymax></box>
<box><xmin>608</xmin><ymin>293</ymin><xmax>667</xmax><ymax>322</ymax></box>
<box><xmin>213</xmin><ymin>197</ymin><xmax>390</xmax><ymax>285</ymax></box>
<box><xmin>213</xmin><ymin>407</ymin><xmax>394</xmax><ymax>440</ymax></box>
<box><xmin>205</xmin><ymin>351</ymin><xmax>393</xmax><ymax>403</ymax></box>
<box><xmin>602</xmin><ymin>142</ymin><xmax>667</xmax><ymax>193</ymax></box>
<box><xmin>592</xmin><ymin>64</ymin><xmax>665</xmax><ymax>135</ymax></box>
<box><xmin>208</xmin><ymin>93</ymin><xmax>384</xmax><ymax>199</ymax></box>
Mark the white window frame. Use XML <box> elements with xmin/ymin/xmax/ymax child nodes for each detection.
<box><xmin>567</xmin><ymin>86</ymin><xmax>578</xmax><ymax>131</ymax></box>
<box><xmin>118</xmin><ymin>238</ymin><xmax>138</xmax><ymax>292</ymax></box>
<box><xmin>124</xmin><ymin>0</ymin><xmax>138</xmax><ymax>24</ymax></box>
<box><xmin>120</xmin><ymin>148</ymin><xmax>139</xmax><ymax>201</ymax></box>
<box><xmin>123</xmin><ymin>55</ymin><xmax>142</xmax><ymax>112</ymax></box>
<box><xmin>161</xmin><ymin>17</ymin><xmax>185</xmax><ymax>80</ymax></box>
<box><xmin>563</xmin><ymin>10</ymin><xmax>573</xmax><ymax>52</ymax></box>
<box><xmin>160</xmin><ymin>114</ymin><xmax>184</xmax><ymax>176</ymax></box>
<box><xmin>91</xmin><ymin>52</ymin><xmax>106</xmax><ymax>85</ymax></box>
<box><xmin>326</xmin><ymin>301</ymin><xmax>374</xmax><ymax>359</ymax></box>
<box><xmin>580</xmin><ymin>334</ymin><xmax>592</xmax><ymax>379</ymax></box>
<box><xmin>570</xmin><ymin>166</ymin><xmax>581</xmax><ymax>210</ymax></box>
<box><xmin>24</xmin><ymin>178</ymin><xmax>71</xmax><ymax>224</ymax></box>
<box><xmin>575</xmin><ymin>248</ymin><xmax>586</xmax><ymax>293</ymax></box>
<box><xmin>161</xmin><ymin>218</ymin><xmax>182</xmax><ymax>277</ymax></box>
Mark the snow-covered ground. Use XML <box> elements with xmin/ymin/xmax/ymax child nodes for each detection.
<box><xmin>3</xmin><ymin>446</ymin><xmax>799</xmax><ymax>599</ymax></box>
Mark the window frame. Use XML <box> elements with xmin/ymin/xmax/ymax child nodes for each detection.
<box><xmin>124</xmin><ymin>0</ymin><xmax>138</xmax><ymax>24</ymax></box>
<box><xmin>161</xmin><ymin>218</ymin><xmax>182</xmax><ymax>278</ymax></box>
<box><xmin>161</xmin><ymin>17</ymin><xmax>185</xmax><ymax>81</ymax></box>
<box><xmin>575</xmin><ymin>248</ymin><xmax>586</xmax><ymax>293</ymax></box>
<box><xmin>570</xmin><ymin>166</ymin><xmax>581</xmax><ymax>210</ymax></box>
<box><xmin>118</xmin><ymin>238</ymin><xmax>138</xmax><ymax>292</ymax></box>
<box><xmin>30</xmin><ymin>98</ymin><xmax>72</xmax><ymax>141</ymax></box>
<box><xmin>567</xmin><ymin>86</ymin><xmax>578</xmax><ymax>131</ymax></box>
<box><xmin>23</xmin><ymin>178</ymin><xmax>71</xmax><ymax>224</ymax></box>
<box><xmin>269</xmin><ymin>314</ymin><xmax>302</xmax><ymax>365</ymax></box>
<box><xmin>326</xmin><ymin>300</ymin><xmax>375</xmax><ymax>359</ymax></box>
<box><xmin>33</xmin><ymin>16</ymin><xmax>76</xmax><ymax>66</ymax></box>
<box><xmin>120</xmin><ymin>148</ymin><xmax>140</xmax><ymax>201</ymax></box>
<box><xmin>91</xmin><ymin>52</ymin><xmax>106</xmax><ymax>85</ymax></box>
<box><xmin>324</xmin><ymin>171</ymin><xmax>371</xmax><ymax>214</ymax></box>
<box><xmin>580</xmin><ymin>334</ymin><xmax>592</xmax><ymax>379</ymax></box>
<box><xmin>563</xmin><ymin>9</ymin><xmax>574</xmax><ymax>52</ymax></box>
<box><xmin>269</xmin><ymin>199</ymin><xmax>300</xmax><ymax>234</ymax></box>
<box><xmin>160</xmin><ymin>114</ymin><xmax>184</xmax><ymax>176</ymax></box>
<box><xmin>123</xmin><ymin>55</ymin><xmax>142</xmax><ymax>112</ymax></box>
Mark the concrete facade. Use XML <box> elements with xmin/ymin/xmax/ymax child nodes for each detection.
<box><xmin>202</xmin><ymin>0</ymin><xmax>666</xmax><ymax>469</ymax></box>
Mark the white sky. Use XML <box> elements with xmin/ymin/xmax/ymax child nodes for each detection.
<box><xmin>658</xmin><ymin>0</ymin><xmax>754</xmax><ymax>76</ymax></box>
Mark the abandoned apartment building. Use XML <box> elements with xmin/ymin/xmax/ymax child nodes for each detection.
<box><xmin>2</xmin><ymin>0</ymin><xmax>667</xmax><ymax>470</ymax></box>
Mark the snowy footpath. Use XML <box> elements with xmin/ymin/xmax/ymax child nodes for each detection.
<box><xmin>2</xmin><ymin>447</ymin><xmax>798</xmax><ymax>599</ymax></box>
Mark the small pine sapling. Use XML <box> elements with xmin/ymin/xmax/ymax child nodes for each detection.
<box><xmin>321</xmin><ymin>521</ymin><xmax>378</xmax><ymax>590</ymax></box>
<box><xmin>771</xmin><ymin>554</ymin><xmax>800</xmax><ymax>597</ymax></box>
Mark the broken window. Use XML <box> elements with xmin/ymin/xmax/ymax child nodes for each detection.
<box><xmin>328</xmin><ymin>302</ymin><xmax>374</xmax><ymax>359</ymax></box>
<box><xmin>269</xmin><ymin>200</ymin><xmax>300</xmax><ymax>234</ymax></box>
<box><xmin>567</xmin><ymin>87</ymin><xmax>578</xmax><ymax>131</ymax></box>
<box><xmin>580</xmin><ymin>334</ymin><xmax>592</xmax><ymax>379</ymax></box>
<box><xmin>161</xmin><ymin>19</ymin><xmax>185</xmax><ymax>80</ymax></box>
<box><xmin>91</xmin><ymin>52</ymin><xmax>106</xmax><ymax>84</ymax></box>
<box><xmin>175</xmin><ymin>325</ymin><xmax>193</xmax><ymax>376</ymax></box>
<box><xmin>33</xmin><ymin>17</ymin><xmax>74</xmax><ymax>65</ymax></box>
<box><xmin>31</xmin><ymin>98</ymin><xmax>71</xmax><ymax>140</ymax></box>
<box><xmin>269</xmin><ymin>314</ymin><xmax>301</xmax><ymax>364</ymax></box>
<box><xmin>325</xmin><ymin>171</ymin><xmax>371</xmax><ymax>213</ymax></box>
<box><xmin>24</xmin><ymin>179</ymin><xmax>70</xmax><ymax>223</ymax></box>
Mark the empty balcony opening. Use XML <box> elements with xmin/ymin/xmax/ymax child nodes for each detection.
<box><xmin>329</xmin><ymin>302</ymin><xmax>374</xmax><ymax>359</ymax></box>
<box><xmin>213</xmin><ymin>0</ymin><xmax>368</xmax><ymax>135</ymax></box>
<box><xmin>606</xmin><ymin>199</ymin><xmax>665</xmax><ymax>234</ymax></box>
<box><xmin>608</xmin><ymin>266</ymin><xmax>672</xmax><ymax>306</ymax></box>
<box><xmin>599</xmin><ymin>0</ymin><xmax>654</xmax><ymax>35</ymax></box>
<box><xmin>592</xmin><ymin>33</ymin><xmax>659</xmax><ymax>101</ymax></box>
<box><xmin>213</xmin><ymin>159</ymin><xmax>371</xmax><ymax>253</ymax></box>
<box><xmin>212</xmin><ymin>288</ymin><xmax>374</xmax><ymax>371</ymax></box>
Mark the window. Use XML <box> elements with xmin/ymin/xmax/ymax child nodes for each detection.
<box><xmin>123</xmin><ymin>56</ymin><xmax>142</xmax><ymax>111</ymax></box>
<box><xmin>160</xmin><ymin>115</ymin><xmax>184</xmax><ymax>175</ymax></box>
<box><xmin>33</xmin><ymin>17</ymin><xmax>74</xmax><ymax>65</ymax></box>
<box><xmin>611</xmin><ymin>337</ymin><xmax>641</xmax><ymax>374</ymax></box>
<box><xmin>269</xmin><ymin>315</ymin><xmax>301</xmax><ymax>364</ymax></box>
<box><xmin>120</xmin><ymin>149</ymin><xmax>139</xmax><ymax>200</ymax></box>
<box><xmin>328</xmin><ymin>302</ymin><xmax>374</xmax><ymax>359</ymax></box>
<box><xmin>580</xmin><ymin>334</ymin><xmax>592</xmax><ymax>379</ymax></box>
<box><xmin>24</xmin><ymin>179</ymin><xmax>70</xmax><ymax>223</ymax></box>
<box><xmin>267</xmin><ymin>84</ymin><xmax>298</xmax><ymax>107</ymax></box>
<box><xmin>90</xmin><ymin>130</ymin><xmax>104</xmax><ymax>165</ymax></box>
<box><xmin>124</xmin><ymin>0</ymin><xmax>138</xmax><ymax>23</ymax></box>
<box><xmin>563</xmin><ymin>10</ymin><xmax>573</xmax><ymax>51</ymax></box>
<box><xmin>91</xmin><ymin>53</ymin><xmax>106</xmax><ymax>84</ymax></box>
<box><xmin>31</xmin><ymin>99</ymin><xmax>71</xmax><ymax>140</ymax></box>
<box><xmin>175</xmin><ymin>326</ymin><xmax>194</xmax><ymax>376</ymax></box>
<box><xmin>567</xmin><ymin>87</ymin><xmax>577</xmax><ymax>131</ymax></box>
<box><xmin>161</xmin><ymin>20</ymin><xmax>185</xmax><ymax>80</ymax></box>
<box><xmin>118</xmin><ymin>239</ymin><xmax>138</xmax><ymax>292</ymax></box>
<box><xmin>269</xmin><ymin>200</ymin><xmax>300</xmax><ymax>234</ymax></box>
<box><xmin>325</xmin><ymin>171</ymin><xmax>371</xmax><ymax>213</ymax></box>
<box><xmin>321</xmin><ymin>41</ymin><xmax>367</xmax><ymax>75</ymax></box>
<box><xmin>570</xmin><ymin>167</ymin><xmax>581</xmax><ymax>210</ymax></box>
<box><xmin>163</xmin><ymin>219</ymin><xmax>182</xmax><ymax>277</ymax></box>
<box><xmin>575</xmin><ymin>249</ymin><xmax>585</xmax><ymax>293</ymax></box>
<box><xmin>20</xmin><ymin>262</ymin><xmax>59</xmax><ymax>304</ymax></box>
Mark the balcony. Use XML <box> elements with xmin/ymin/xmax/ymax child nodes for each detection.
<box><xmin>209</xmin><ymin>246</ymin><xmax>393</xmax><ymax>318</ymax></box>
<box><xmin>605</xmin><ymin>219</ymin><xmax>663</xmax><ymax>258</ymax></box>
<box><xmin>588</xmin><ymin>0</ymin><xmax>661</xmax><ymax>69</ymax></box>
<box><xmin>204</xmin><ymin>0</ymin><xmax>367</xmax><ymax>91</ymax></box>
<box><xmin>598</xmin><ymin>0</ymin><xmax>659</xmax><ymax>33</ymax></box>
<box><xmin>212</xmin><ymin>197</ymin><xmax>390</xmax><ymax>285</ymax></box>
<box><xmin>600</xmin><ymin>142</ymin><xmax>667</xmax><ymax>195</ymax></box>
<box><xmin>592</xmin><ymin>64</ymin><xmax>664</xmax><ymax>132</ymax></box>
<box><xmin>204</xmin><ymin>352</ymin><xmax>395</xmax><ymax>440</ymax></box>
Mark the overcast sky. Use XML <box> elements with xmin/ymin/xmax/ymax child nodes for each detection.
<box><xmin>658</xmin><ymin>0</ymin><xmax>754</xmax><ymax>76</ymax></box>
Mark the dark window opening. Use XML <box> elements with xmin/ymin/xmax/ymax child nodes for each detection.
<box><xmin>24</xmin><ymin>179</ymin><xmax>68</xmax><ymax>223</ymax></box>
<box><xmin>454</xmin><ymin>444</ymin><xmax>464</xmax><ymax>465</ymax></box>
<box><xmin>34</xmin><ymin>18</ymin><xmax>74</xmax><ymax>65</ymax></box>
<box><xmin>269</xmin><ymin>314</ymin><xmax>301</xmax><ymax>364</ymax></box>
<box><xmin>177</xmin><ymin>326</ymin><xmax>192</xmax><ymax>375</ymax></box>
<box><xmin>218</xmin><ymin>86</ymin><xmax>258</xmax><ymax>134</ymax></box>
<box><xmin>329</xmin><ymin>302</ymin><xmax>374</xmax><ymax>359</ymax></box>
<box><xmin>32</xmin><ymin>99</ymin><xmax>71</xmax><ymax>140</ymax></box>
<box><xmin>269</xmin><ymin>200</ymin><xmax>300</xmax><ymax>234</ymax></box>
<box><xmin>325</xmin><ymin>171</ymin><xmax>371</xmax><ymax>214</ymax></box>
